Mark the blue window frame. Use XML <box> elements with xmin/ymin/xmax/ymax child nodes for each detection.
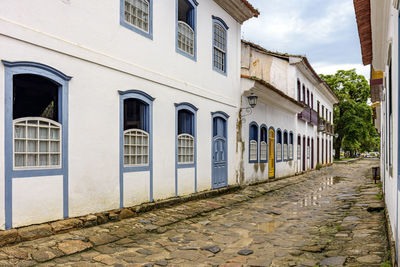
<box><xmin>2</xmin><ymin>61</ymin><xmax>71</xmax><ymax>229</ymax></box>
<box><xmin>289</xmin><ymin>132</ymin><xmax>294</xmax><ymax>160</ymax></box>
<box><xmin>283</xmin><ymin>131</ymin><xmax>288</xmax><ymax>161</ymax></box>
<box><xmin>119</xmin><ymin>90</ymin><xmax>155</xmax><ymax>207</ymax></box>
<box><xmin>212</xmin><ymin>16</ymin><xmax>228</xmax><ymax>75</ymax></box>
<box><xmin>120</xmin><ymin>0</ymin><xmax>153</xmax><ymax>40</ymax></box>
<box><xmin>260</xmin><ymin>125</ymin><xmax>268</xmax><ymax>163</ymax></box>
<box><xmin>276</xmin><ymin>129</ymin><xmax>282</xmax><ymax>162</ymax></box>
<box><xmin>176</xmin><ymin>0</ymin><xmax>198</xmax><ymax>60</ymax></box>
<box><xmin>249</xmin><ymin>122</ymin><xmax>258</xmax><ymax>163</ymax></box>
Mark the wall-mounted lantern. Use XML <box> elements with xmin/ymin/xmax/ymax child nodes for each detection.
<box><xmin>241</xmin><ymin>93</ymin><xmax>258</xmax><ymax>120</ymax></box>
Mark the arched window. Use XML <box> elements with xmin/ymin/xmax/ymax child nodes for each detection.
<box><xmin>276</xmin><ymin>129</ymin><xmax>282</xmax><ymax>162</ymax></box>
<box><xmin>177</xmin><ymin>0</ymin><xmax>198</xmax><ymax>59</ymax></box>
<box><xmin>302</xmin><ymin>84</ymin><xmax>305</xmax><ymax>103</ymax></box>
<box><xmin>307</xmin><ymin>137</ymin><xmax>310</xmax><ymax>159</ymax></box>
<box><xmin>121</xmin><ymin>0</ymin><xmax>153</xmax><ymax>39</ymax></box>
<box><xmin>260</xmin><ymin>125</ymin><xmax>268</xmax><ymax>162</ymax></box>
<box><xmin>283</xmin><ymin>131</ymin><xmax>288</xmax><ymax>160</ymax></box>
<box><xmin>307</xmin><ymin>89</ymin><xmax>310</xmax><ymax>106</ymax></box>
<box><xmin>177</xmin><ymin>109</ymin><xmax>195</xmax><ymax>164</ymax></box>
<box><xmin>123</xmin><ymin>98</ymin><xmax>150</xmax><ymax>166</ymax></box>
<box><xmin>289</xmin><ymin>132</ymin><xmax>294</xmax><ymax>160</ymax></box>
<box><xmin>249</xmin><ymin>122</ymin><xmax>258</xmax><ymax>163</ymax></box>
<box><xmin>297</xmin><ymin>135</ymin><xmax>301</xmax><ymax>160</ymax></box>
<box><xmin>212</xmin><ymin>16</ymin><xmax>228</xmax><ymax>74</ymax></box>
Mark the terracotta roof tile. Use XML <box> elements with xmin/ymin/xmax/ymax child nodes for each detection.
<box><xmin>353</xmin><ymin>0</ymin><xmax>372</xmax><ymax>65</ymax></box>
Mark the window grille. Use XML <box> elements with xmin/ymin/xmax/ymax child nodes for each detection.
<box><xmin>213</xmin><ymin>23</ymin><xmax>226</xmax><ymax>72</ymax></box>
<box><xmin>260</xmin><ymin>141</ymin><xmax>267</xmax><ymax>161</ymax></box>
<box><xmin>178</xmin><ymin>21</ymin><xmax>194</xmax><ymax>56</ymax></box>
<box><xmin>124</xmin><ymin>129</ymin><xmax>149</xmax><ymax>166</ymax></box>
<box><xmin>14</xmin><ymin>118</ymin><xmax>61</xmax><ymax>168</ymax></box>
<box><xmin>250</xmin><ymin>140</ymin><xmax>257</xmax><ymax>161</ymax></box>
<box><xmin>178</xmin><ymin>134</ymin><xmax>194</xmax><ymax>163</ymax></box>
<box><xmin>124</xmin><ymin>0</ymin><xmax>150</xmax><ymax>33</ymax></box>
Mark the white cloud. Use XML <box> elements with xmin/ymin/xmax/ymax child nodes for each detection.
<box><xmin>313</xmin><ymin>62</ymin><xmax>370</xmax><ymax>79</ymax></box>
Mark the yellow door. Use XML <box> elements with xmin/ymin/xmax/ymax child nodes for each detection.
<box><xmin>269</xmin><ymin>129</ymin><xmax>275</xmax><ymax>178</ymax></box>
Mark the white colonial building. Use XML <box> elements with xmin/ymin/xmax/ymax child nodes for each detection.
<box><xmin>354</xmin><ymin>0</ymin><xmax>400</xmax><ymax>262</ymax></box>
<box><xmin>0</xmin><ymin>0</ymin><xmax>259</xmax><ymax>229</ymax></box>
<box><xmin>238</xmin><ymin>41</ymin><xmax>338</xmax><ymax>183</ymax></box>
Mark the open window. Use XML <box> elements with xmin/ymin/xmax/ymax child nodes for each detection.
<box><xmin>177</xmin><ymin>109</ymin><xmax>195</xmax><ymax>164</ymax></box>
<box><xmin>177</xmin><ymin>0</ymin><xmax>197</xmax><ymax>59</ymax></box>
<box><xmin>249</xmin><ymin>122</ymin><xmax>258</xmax><ymax>163</ymax></box>
<box><xmin>276</xmin><ymin>129</ymin><xmax>282</xmax><ymax>162</ymax></box>
<box><xmin>13</xmin><ymin>74</ymin><xmax>61</xmax><ymax>169</ymax></box>
<box><xmin>260</xmin><ymin>126</ymin><xmax>267</xmax><ymax>163</ymax></box>
<box><xmin>123</xmin><ymin>98</ymin><xmax>149</xmax><ymax>167</ymax></box>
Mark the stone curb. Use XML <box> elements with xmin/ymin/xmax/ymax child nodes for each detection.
<box><xmin>0</xmin><ymin>167</ymin><xmax>321</xmax><ymax>249</ymax></box>
<box><xmin>0</xmin><ymin>171</ymin><xmax>318</xmax><ymax>265</ymax></box>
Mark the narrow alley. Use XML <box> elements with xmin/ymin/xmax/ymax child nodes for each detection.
<box><xmin>0</xmin><ymin>159</ymin><xmax>388</xmax><ymax>266</ymax></box>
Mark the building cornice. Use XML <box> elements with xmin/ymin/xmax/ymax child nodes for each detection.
<box><xmin>214</xmin><ymin>0</ymin><xmax>259</xmax><ymax>24</ymax></box>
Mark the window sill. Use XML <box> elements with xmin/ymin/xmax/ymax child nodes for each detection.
<box><xmin>177</xmin><ymin>163</ymin><xmax>195</xmax><ymax>169</ymax></box>
<box><xmin>12</xmin><ymin>168</ymin><xmax>63</xmax><ymax>178</ymax></box>
<box><xmin>176</xmin><ymin>47</ymin><xmax>196</xmax><ymax>61</ymax></box>
<box><xmin>123</xmin><ymin>165</ymin><xmax>151</xmax><ymax>173</ymax></box>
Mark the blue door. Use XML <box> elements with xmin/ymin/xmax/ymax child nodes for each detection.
<box><xmin>212</xmin><ymin>116</ymin><xmax>227</xmax><ymax>188</ymax></box>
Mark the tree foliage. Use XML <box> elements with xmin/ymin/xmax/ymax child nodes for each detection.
<box><xmin>320</xmin><ymin>69</ymin><xmax>378</xmax><ymax>158</ymax></box>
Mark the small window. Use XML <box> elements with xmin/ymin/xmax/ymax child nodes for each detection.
<box><xmin>317</xmin><ymin>101</ymin><xmax>320</xmax><ymax>116</ymax></box>
<box><xmin>322</xmin><ymin>105</ymin><xmax>325</xmax><ymax>119</ymax></box>
<box><xmin>307</xmin><ymin>137</ymin><xmax>310</xmax><ymax>159</ymax></box>
<box><xmin>307</xmin><ymin>89</ymin><xmax>310</xmax><ymax>106</ymax></box>
<box><xmin>121</xmin><ymin>0</ymin><xmax>153</xmax><ymax>39</ymax></box>
<box><xmin>311</xmin><ymin>93</ymin><xmax>314</xmax><ymax>109</ymax></box>
<box><xmin>177</xmin><ymin>0</ymin><xmax>197</xmax><ymax>58</ymax></box>
<box><xmin>297</xmin><ymin>79</ymin><xmax>301</xmax><ymax>101</ymax></box>
<box><xmin>276</xmin><ymin>130</ymin><xmax>282</xmax><ymax>162</ymax></box>
<box><xmin>123</xmin><ymin>99</ymin><xmax>149</xmax><ymax>167</ymax></box>
<box><xmin>283</xmin><ymin>131</ymin><xmax>288</xmax><ymax>160</ymax></box>
<box><xmin>289</xmin><ymin>132</ymin><xmax>293</xmax><ymax>160</ymax></box>
<box><xmin>302</xmin><ymin>85</ymin><xmax>305</xmax><ymax>103</ymax></box>
<box><xmin>178</xmin><ymin>109</ymin><xmax>194</xmax><ymax>164</ymax></box>
<box><xmin>249</xmin><ymin>123</ymin><xmax>258</xmax><ymax>162</ymax></box>
<box><xmin>260</xmin><ymin>126</ymin><xmax>267</xmax><ymax>162</ymax></box>
<box><xmin>212</xmin><ymin>17</ymin><xmax>228</xmax><ymax>74</ymax></box>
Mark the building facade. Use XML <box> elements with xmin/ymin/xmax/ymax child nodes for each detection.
<box><xmin>238</xmin><ymin>41</ymin><xmax>338</xmax><ymax>183</ymax></box>
<box><xmin>354</xmin><ymin>0</ymin><xmax>400</xmax><ymax>262</ymax></box>
<box><xmin>0</xmin><ymin>0</ymin><xmax>258</xmax><ymax>229</ymax></box>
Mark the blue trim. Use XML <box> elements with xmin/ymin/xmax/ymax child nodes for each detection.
<box><xmin>259</xmin><ymin>124</ymin><xmax>268</xmax><ymax>163</ymax></box>
<box><xmin>119</xmin><ymin>90</ymin><xmax>154</xmax><ymax>208</ymax></box>
<box><xmin>118</xmin><ymin>90</ymin><xmax>155</xmax><ymax>101</ymax></box>
<box><xmin>3</xmin><ymin>61</ymin><xmax>70</xmax><ymax>229</ymax></box>
<box><xmin>211</xmin><ymin>111</ymin><xmax>229</xmax><ymax>119</ymax></box>
<box><xmin>248</xmin><ymin>121</ymin><xmax>259</xmax><ymax>163</ymax></box>
<box><xmin>174</xmin><ymin>102</ymin><xmax>199</xmax><ymax>111</ymax></box>
<box><xmin>211</xmin><ymin>112</ymin><xmax>228</xmax><ymax>189</ymax></box>
<box><xmin>276</xmin><ymin>128</ymin><xmax>283</xmax><ymax>162</ymax></box>
<box><xmin>175</xmin><ymin>0</ymin><xmax>197</xmax><ymax>61</ymax></box>
<box><xmin>268</xmin><ymin>126</ymin><xmax>276</xmax><ymax>178</ymax></box>
<box><xmin>175</xmin><ymin>103</ymin><xmax>198</xmax><ymax>197</ymax></box>
<box><xmin>212</xmin><ymin>17</ymin><xmax>228</xmax><ymax>76</ymax></box>
<box><xmin>119</xmin><ymin>0</ymin><xmax>153</xmax><ymax>40</ymax></box>
<box><xmin>396</xmin><ymin>12</ymin><xmax>400</xmax><ymax>260</ymax></box>
<box><xmin>283</xmin><ymin>130</ymin><xmax>288</xmax><ymax>162</ymax></box>
<box><xmin>211</xmin><ymin>16</ymin><xmax>229</xmax><ymax>30</ymax></box>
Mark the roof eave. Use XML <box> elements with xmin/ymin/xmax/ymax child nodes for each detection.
<box><xmin>214</xmin><ymin>0</ymin><xmax>259</xmax><ymax>24</ymax></box>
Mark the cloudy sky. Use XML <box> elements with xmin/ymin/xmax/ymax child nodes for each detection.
<box><xmin>242</xmin><ymin>0</ymin><xmax>370</xmax><ymax>79</ymax></box>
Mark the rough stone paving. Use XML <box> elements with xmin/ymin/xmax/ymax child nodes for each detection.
<box><xmin>0</xmin><ymin>159</ymin><xmax>389</xmax><ymax>266</ymax></box>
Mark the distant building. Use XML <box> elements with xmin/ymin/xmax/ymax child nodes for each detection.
<box><xmin>354</xmin><ymin>0</ymin><xmax>399</xmax><ymax>262</ymax></box>
<box><xmin>238</xmin><ymin>41</ymin><xmax>338</xmax><ymax>182</ymax></box>
<box><xmin>0</xmin><ymin>0</ymin><xmax>258</xmax><ymax>230</ymax></box>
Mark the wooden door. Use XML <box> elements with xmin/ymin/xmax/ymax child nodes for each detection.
<box><xmin>268</xmin><ymin>129</ymin><xmax>275</xmax><ymax>178</ymax></box>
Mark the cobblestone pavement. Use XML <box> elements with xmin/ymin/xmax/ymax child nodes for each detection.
<box><xmin>0</xmin><ymin>159</ymin><xmax>388</xmax><ymax>266</ymax></box>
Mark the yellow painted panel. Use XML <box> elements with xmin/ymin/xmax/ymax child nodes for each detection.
<box><xmin>269</xmin><ymin>129</ymin><xmax>275</xmax><ymax>178</ymax></box>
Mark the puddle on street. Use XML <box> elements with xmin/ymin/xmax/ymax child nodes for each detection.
<box><xmin>258</xmin><ymin>221</ymin><xmax>279</xmax><ymax>233</ymax></box>
<box><xmin>296</xmin><ymin>176</ymin><xmax>344</xmax><ymax>208</ymax></box>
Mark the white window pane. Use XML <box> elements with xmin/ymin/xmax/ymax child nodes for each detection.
<box><xmin>15</xmin><ymin>125</ymin><xmax>25</xmax><ymax>138</ymax></box>
<box><xmin>39</xmin><ymin>155</ymin><xmax>48</xmax><ymax>166</ymax></box>
<box><xmin>27</xmin><ymin>155</ymin><xmax>37</xmax><ymax>166</ymax></box>
<box><xmin>50</xmin><ymin>128</ymin><xmax>59</xmax><ymax>140</ymax></box>
<box><xmin>27</xmin><ymin>141</ymin><xmax>37</xmax><ymax>152</ymax></box>
<box><xmin>39</xmin><ymin>128</ymin><xmax>48</xmax><ymax>139</ymax></box>
<box><xmin>50</xmin><ymin>141</ymin><xmax>59</xmax><ymax>152</ymax></box>
<box><xmin>27</xmin><ymin>127</ymin><xmax>37</xmax><ymax>138</ymax></box>
<box><xmin>15</xmin><ymin>154</ymin><xmax>25</xmax><ymax>167</ymax></box>
<box><xmin>15</xmin><ymin>140</ymin><xmax>25</xmax><ymax>153</ymax></box>
<box><xmin>39</xmin><ymin>141</ymin><xmax>48</xmax><ymax>152</ymax></box>
<box><xmin>50</xmin><ymin>154</ymin><xmax>60</xmax><ymax>165</ymax></box>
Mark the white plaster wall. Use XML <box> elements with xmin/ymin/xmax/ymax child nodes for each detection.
<box><xmin>12</xmin><ymin>176</ymin><xmax>63</xmax><ymax>227</ymax></box>
<box><xmin>0</xmin><ymin>25</ymin><xmax>239</xmax><ymax>226</ymax></box>
<box><xmin>124</xmin><ymin>172</ymin><xmax>150</xmax><ymax>207</ymax></box>
<box><xmin>0</xmin><ymin>0</ymin><xmax>241</xmax><ymax>104</ymax></box>
<box><xmin>0</xmin><ymin>61</ymin><xmax>4</xmax><ymax>229</ymax></box>
<box><xmin>241</xmin><ymin>96</ymin><xmax>297</xmax><ymax>181</ymax></box>
<box><xmin>177</xmin><ymin>168</ymin><xmax>195</xmax><ymax>196</ymax></box>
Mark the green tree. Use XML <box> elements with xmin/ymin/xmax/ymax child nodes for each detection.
<box><xmin>320</xmin><ymin>69</ymin><xmax>378</xmax><ymax>159</ymax></box>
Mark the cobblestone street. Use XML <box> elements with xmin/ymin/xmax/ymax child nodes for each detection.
<box><xmin>0</xmin><ymin>159</ymin><xmax>388</xmax><ymax>266</ymax></box>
